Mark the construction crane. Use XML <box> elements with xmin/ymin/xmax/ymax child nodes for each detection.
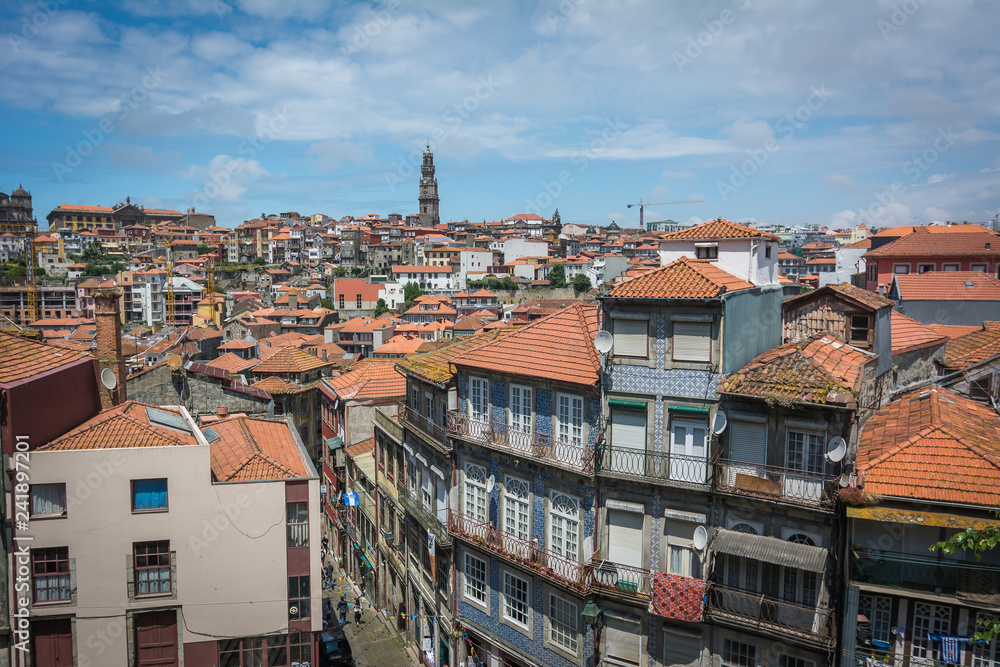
<box><xmin>0</xmin><ymin>221</ymin><xmax>39</xmax><ymax>324</ymax></box>
<box><xmin>628</xmin><ymin>197</ymin><xmax>706</xmax><ymax>231</ymax></box>
<box><xmin>165</xmin><ymin>230</ymin><xmax>176</xmax><ymax>327</ymax></box>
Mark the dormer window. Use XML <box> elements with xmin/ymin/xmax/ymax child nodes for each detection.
<box><xmin>849</xmin><ymin>314</ymin><xmax>871</xmax><ymax>347</ymax></box>
<box><xmin>695</xmin><ymin>243</ymin><xmax>718</xmax><ymax>260</ymax></box>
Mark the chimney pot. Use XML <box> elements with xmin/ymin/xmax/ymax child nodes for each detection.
<box><xmin>217</xmin><ymin>406</ymin><xmax>229</xmax><ymax>418</ymax></box>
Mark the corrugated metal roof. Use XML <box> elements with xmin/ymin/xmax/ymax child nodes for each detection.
<box><xmin>711</xmin><ymin>529</ymin><xmax>827</xmax><ymax>573</ymax></box>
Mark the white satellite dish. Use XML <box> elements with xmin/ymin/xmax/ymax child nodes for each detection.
<box><xmin>594</xmin><ymin>331</ymin><xmax>614</xmax><ymax>355</ymax></box>
<box><xmin>100</xmin><ymin>368</ymin><xmax>117</xmax><ymax>390</ymax></box>
<box><xmin>486</xmin><ymin>475</ymin><xmax>495</xmax><ymax>493</ymax></box>
<box><xmin>712</xmin><ymin>410</ymin><xmax>728</xmax><ymax>434</ymax></box>
<box><xmin>826</xmin><ymin>437</ymin><xmax>847</xmax><ymax>463</ymax></box>
<box><xmin>839</xmin><ymin>474</ymin><xmax>851</xmax><ymax>488</ymax></box>
<box><xmin>693</xmin><ymin>525</ymin><xmax>708</xmax><ymax>551</ymax></box>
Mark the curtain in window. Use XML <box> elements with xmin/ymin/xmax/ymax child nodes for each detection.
<box><xmin>134</xmin><ymin>479</ymin><xmax>167</xmax><ymax>510</ymax></box>
<box><xmin>31</xmin><ymin>485</ymin><xmax>65</xmax><ymax>516</ymax></box>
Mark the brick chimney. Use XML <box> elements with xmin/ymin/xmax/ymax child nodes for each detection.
<box><xmin>93</xmin><ymin>288</ymin><xmax>126</xmax><ymax>410</ymax></box>
<box><xmin>289</xmin><ymin>291</ymin><xmax>297</xmax><ymax>310</ymax></box>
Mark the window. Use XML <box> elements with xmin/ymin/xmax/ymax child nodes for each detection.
<box><xmin>787</xmin><ymin>430</ymin><xmax>824</xmax><ymax>475</ymax></box>
<box><xmin>132</xmin><ymin>478</ymin><xmax>168</xmax><ymax>512</ymax></box>
<box><xmin>943</xmin><ymin>263</ymin><xmax>960</xmax><ymax>271</ymax></box>
<box><xmin>972</xmin><ymin>263</ymin><xmax>988</xmax><ymax>273</ymax></box>
<box><xmin>606</xmin><ymin>616</ymin><xmax>641</xmax><ymax>665</ymax></box>
<box><xmin>849</xmin><ymin>315</ymin><xmax>870</xmax><ymax>346</ymax></box>
<box><xmin>470</xmin><ymin>376</ymin><xmax>489</xmax><ymax>421</ymax></box>
<box><xmin>338</xmin><ymin>294</ymin><xmax>345</xmax><ymax>309</ymax></box>
<box><xmin>549</xmin><ymin>594</ymin><xmax>579</xmax><ymax>652</ymax></box>
<box><xmin>410</xmin><ymin>385</ymin><xmax>420</xmax><ymax>411</ymax></box>
<box><xmin>695</xmin><ymin>245</ymin><xmax>718</xmax><ymax>260</ymax></box>
<box><xmin>464</xmin><ymin>553</ymin><xmax>487</xmax><ymax>605</ymax></box>
<box><xmin>971</xmin><ymin>376</ymin><xmax>993</xmax><ymax>400</ymax></box>
<box><xmin>464</xmin><ymin>464</ymin><xmax>488</xmax><ymax>523</ymax></box>
<box><xmin>918</xmin><ymin>263</ymin><xmax>935</xmax><ymax>273</ymax></box>
<box><xmin>724</xmin><ymin>639</ymin><xmax>757</xmax><ymax>667</ymax></box>
<box><xmin>778</xmin><ymin>657</ymin><xmax>813</xmax><ymax>667</ymax></box>
<box><xmin>549</xmin><ymin>493</ymin><xmax>579</xmax><ymax>561</ymax></box>
<box><xmin>289</xmin><ymin>632</ymin><xmax>311</xmax><ymax>665</ymax></box>
<box><xmin>911</xmin><ymin>602</ymin><xmax>951</xmax><ymax>660</ymax></box>
<box><xmin>859</xmin><ymin>594</ymin><xmax>892</xmax><ymax>645</ymax></box>
<box><xmin>32</xmin><ymin>547</ymin><xmax>70</xmax><ymax>603</ymax></box>
<box><xmin>666</xmin><ymin>521</ymin><xmax>701</xmax><ymax>578</ymax></box>
<box><xmin>503</xmin><ymin>476</ymin><xmax>530</xmax><ymax>541</ymax></box>
<box><xmin>973</xmin><ymin>613</ymin><xmax>1000</xmax><ymax>667</ymax></box>
<box><xmin>673</xmin><ymin>321</ymin><xmax>711</xmax><ymax>363</ymax></box>
<box><xmin>288</xmin><ymin>575</ymin><xmax>310</xmax><ymax>620</ymax></box>
<box><xmin>30</xmin><ymin>484</ymin><xmax>66</xmax><ymax>517</ymax></box>
<box><xmin>356</xmin><ymin>294</ymin><xmax>362</xmax><ymax>308</ymax></box>
<box><xmin>556</xmin><ymin>394</ymin><xmax>584</xmax><ymax>446</ymax></box>
<box><xmin>220</xmin><ymin>637</ymin><xmax>263</xmax><ymax>667</ymax></box>
<box><xmin>502</xmin><ymin>571</ymin><xmax>529</xmax><ymax>628</ymax></box>
<box><xmin>765</xmin><ymin>244</ymin><xmax>772</xmax><ymax>259</ymax></box>
<box><xmin>613</xmin><ymin>318</ymin><xmax>647</xmax><ymax>358</ymax></box>
<box><xmin>134</xmin><ymin>541</ymin><xmax>171</xmax><ymax>596</ymax></box>
<box><xmin>509</xmin><ymin>384</ymin><xmax>533</xmax><ymax>433</ymax></box>
<box><xmin>670</xmin><ymin>418</ymin><xmax>708</xmax><ymax>483</ymax></box>
<box><xmin>287</xmin><ymin>501</ymin><xmax>308</xmax><ymax>547</ymax></box>
<box><xmin>893</xmin><ymin>264</ymin><xmax>910</xmax><ymax>274</ymax></box>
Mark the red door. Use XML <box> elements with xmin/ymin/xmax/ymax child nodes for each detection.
<box><xmin>32</xmin><ymin>618</ymin><xmax>73</xmax><ymax>667</ymax></box>
<box><xmin>134</xmin><ymin>610</ymin><xmax>178</xmax><ymax>667</ymax></box>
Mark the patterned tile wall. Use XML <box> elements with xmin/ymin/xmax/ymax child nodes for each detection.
<box><xmin>536</xmin><ymin>389</ymin><xmax>552</xmax><ymax>437</ymax></box>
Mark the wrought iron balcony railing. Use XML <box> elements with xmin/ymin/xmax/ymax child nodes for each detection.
<box><xmin>401</xmin><ymin>405</ymin><xmax>448</xmax><ymax>448</ymax></box>
<box><xmin>448</xmin><ymin>510</ymin><xmax>591</xmax><ymax>593</ymax></box>
<box><xmin>595</xmin><ymin>444</ymin><xmax>708</xmax><ymax>486</ymax></box>
<box><xmin>706</xmin><ymin>584</ymin><xmax>835</xmax><ymax>645</ymax></box>
<box><xmin>446</xmin><ymin>411</ymin><xmax>595</xmax><ymax>475</ymax></box>
<box><xmin>715</xmin><ymin>459</ymin><xmax>835</xmax><ymax>510</ymax></box>
<box><xmin>851</xmin><ymin>549</ymin><xmax>1000</xmax><ymax>599</ymax></box>
<box><xmin>590</xmin><ymin>559</ymin><xmax>652</xmax><ymax>599</ymax></box>
<box><xmin>398</xmin><ymin>486</ymin><xmax>451</xmax><ymax>547</ymax></box>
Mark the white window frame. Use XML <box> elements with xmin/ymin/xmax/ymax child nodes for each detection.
<box><xmin>859</xmin><ymin>594</ymin><xmax>892</xmax><ymax>645</ymax></box>
<box><xmin>918</xmin><ymin>263</ymin><xmax>935</xmax><ymax>273</ymax></box>
<box><xmin>502</xmin><ymin>570</ymin><xmax>530</xmax><ymax>631</ymax></box>
<box><xmin>556</xmin><ymin>393</ymin><xmax>584</xmax><ymax>446</ymax></box>
<box><xmin>463</xmin><ymin>552</ymin><xmax>488</xmax><ymax>610</ymax></box>
<box><xmin>503</xmin><ymin>475</ymin><xmax>530</xmax><ymax>542</ymax></box>
<box><xmin>470</xmin><ymin>376</ymin><xmax>489</xmax><ymax>421</ymax></box>
<box><xmin>509</xmin><ymin>384</ymin><xmax>533</xmax><ymax>434</ymax></box>
<box><xmin>464</xmin><ymin>463</ymin><xmax>488</xmax><ymax>523</ymax></box>
<box><xmin>549</xmin><ymin>492</ymin><xmax>579</xmax><ymax>561</ymax></box>
<box><xmin>548</xmin><ymin>593</ymin><xmax>579</xmax><ymax>654</ymax></box>
<box><xmin>786</xmin><ymin>429</ymin><xmax>824</xmax><ymax>475</ymax></box>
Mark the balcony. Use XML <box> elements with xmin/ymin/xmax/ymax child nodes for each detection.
<box><xmin>706</xmin><ymin>584</ymin><xmax>834</xmax><ymax>647</ymax></box>
<box><xmin>595</xmin><ymin>444</ymin><xmax>707</xmax><ymax>486</ymax></box>
<box><xmin>374</xmin><ymin>406</ymin><xmax>403</xmax><ymax>443</ymax></box>
<box><xmin>715</xmin><ymin>459</ymin><xmax>835</xmax><ymax>511</ymax></box>
<box><xmin>398</xmin><ymin>486</ymin><xmax>451</xmax><ymax>547</ymax></box>
<box><xmin>851</xmin><ymin>549</ymin><xmax>1000</xmax><ymax>602</ymax></box>
<box><xmin>590</xmin><ymin>559</ymin><xmax>652</xmax><ymax>601</ymax></box>
<box><xmin>447</xmin><ymin>411</ymin><xmax>595</xmax><ymax>476</ymax></box>
<box><xmin>448</xmin><ymin>510</ymin><xmax>591</xmax><ymax>594</ymax></box>
<box><xmin>401</xmin><ymin>405</ymin><xmax>448</xmax><ymax>450</ymax></box>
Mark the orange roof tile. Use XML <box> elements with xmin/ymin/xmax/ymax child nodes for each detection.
<box><xmin>39</xmin><ymin>401</ymin><xmax>199</xmax><ymax>450</ymax></box>
<box><xmin>397</xmin><ymin>328</ymin><xmax>517</xmax><ymax>386</ymax></box>
<box><xmin>857</xmin><ymin>387</ymin><xmax>1000</xmax><ymax>506</ymax></box>
<box><xmin>252</xmin><ymin>346</ymin><xmax>333</xmax><ymax>374</ymax></box>
<box><xmin>219</xmin><ymin>339</ymin><xmax>256</xmax><ymax>350</ymax></box>
<box><xmin>864</xmin><ymin>227</ymin><xmax>1000</xmax><ymax>258</ymax></box>
<box><xmin>372</xmin><ymin>335</ymin><xmax>428</xmax><ymax>356</ymax></box>
<box><xmin>327</xmin><ymin>359</ymin><xmax>406</xmax><ymax>401</ymax></box>
<box><xmin>452</xmin><ymin>303</ymin><xmax>600</xmax><ymax>387</ymax></box>
<box><xmin>608</xmin><ymin>257</ymin><xmax>754</xmax><ymax>299</ymax></box>
<box><xmin>893</xmin><ymin>271</ymin><xmax>1000</xmax><ymax>301</ymax></box>
<box><xmin>660</xmin><ymin>218</ymin><xmax>779</xmax><ymax>242</ymax></box>
<box><xmin>926</xmin><ymin>323</ymin><xmax>981</xmax><ymax>340</ymax></box>
<box><xmin>345</xmin><ymin>437</ymin><xmax>375</xmax><ymax>458</ymax></box>
<box><xmin>940</xmin><ymin>327</ymin><xmax>1000</xmax><ymax>371</ymax></box>
<box><xmin>890</xmin><ymin>311</ymin><xmax>947</xmax><ymax>355</ymax></box>
<box><xmin>207</xmin><ymin>416</ymin><xmax>310</xmax><ymax>481</ymax></box>
<box><xmin>206</xmin><ymin>353</ymin><xmax>259</xmax><ymax>373</ymax></box>
<box><xmin>719</xmin><ymin>334</ymin><xmax>873</xmax><ymax>407</ymax></box>
<box><xmin>784</xmin><ymin>282</ymin><xmax>893</xmax><ymax>311</ymax></box>
<box><xmin>0</xmin><ymin>331</ymin><xmax>93</xmax><ymax>384</ymax></box>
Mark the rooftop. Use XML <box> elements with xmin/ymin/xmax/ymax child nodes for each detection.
<box><xmin>892</xmin><ymin>271</ymin><xmax>1000</xmax><ymax>301</ymax></box>
<box><xmin>396</xmin><ymin>327</ymin><xmax>517</xmax><ymax>386</ymax></box>
<box><xmin>207</xmin><ymin>416</ymin><xmax>310</xmax><ymax>482</ymax></box>
<box><xmin>864</xmin><ymin>227</ymin><xmax>1000</xmax><ymax>258</ymax></box>
<box><xmin>327</xmin><ymin>358</ymin><xmax>406</xmax><ymax>401</ymax></box>
<box><xmin>252</xmin><ymin>346</ymin><xmax>333</xmax><ymax>374</ymax></box>
<box><xmin>660</xmin><ymin>217</ymin><xmax>780</xmax><ymax>242</ymax></box>
<box><xmin>39</xmin><ymin>402</ymin><xmax>200</xmax><ymax>451</ymax></box>
<box><xmin>607</xmin><ymin>256</ymin><xmax>754</xmax><ymax>299</ymax></box>
<box><xmin>890</xmin><ymin>311</ymin><xmax>948</xmax><ymax>355</ymax></box>
<box><xmin>0</xmin><ymin>331</ymin><xmax>93</xmax><ymax>384</ymax></box>
<box><xmin>940</xmin><ymin>324</ymin><xmax>1000</xmax><ymax>371</ymax></box>
<box><xmin>784</xmin><ymin>282</ymin><xmax>894</xmax><ymax>311</ymax></box>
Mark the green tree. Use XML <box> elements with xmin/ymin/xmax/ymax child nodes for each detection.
<box><xmin>196</xmin><ymin>244</ymin><xmax>213</xmax><ymax>255</ymax></box>
<box><xmin>252</xmin><ymin>256</ymin><xmax>266</xmax><ymax>266</ymax></box>
<box><xmin>336</xmin><ymin>266</ymin><xmax>347</xmax><ymax>277</ymax></box>
<box><xmin>110</xmin><ymin>261</ymin><xmax>126</xmax><ymax>273</ymax></box>
<box><xmin>403</xmin><ymin>282</ymin><xmax>424</xmax><ymax>309</ymax></box>
<box><xmin>933</xmin><ymin>523</ymin><xmax>1000</xmax><ymax>639</ymax></box>
<box><xmin>321</xmin><ymin>298</ymin><xmax>335</xmax><ymax>310</ymax></box>
<box><xmin>501</xmin><ymin>275</ymin><xmax>517</xmax><ymax>291</ymax></box>
<box><xmin>373</xmin><ymin>298</ymin><xmax>388</xmax><ymax>317</ymax></box>
<box><xmin>572</xmin><ymin>273</ymin><xmax>592</xmax><ymax>292</ymax></box>
<box><xmin>83</xmin><ymin>263</ymin><xmax>110</xmax><ymax>276</ymax></box>
<box><xmin>549</xmin><ymin>263</ymin><xmax>567</xmax><ymax>288</ymax></box>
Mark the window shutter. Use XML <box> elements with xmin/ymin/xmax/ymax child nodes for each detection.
<box><xmin>610</xmin><ymin>410</ymin><xmax>646</xmax><ymax>450</ymax></box>
<box><xmin>663</xmin><ymin>631</ymin><xmax>702</xmax><ymax>667</ymax></box>
<box><xmin>606</xmin><ymin>616</ymin><xmax>641</xmax><ymax>664</ymax></box>
<box><xmin>608</xmin><ymin>510</ymin><xmax>644</xmax><ymax>568</ymax></box>
<box><xmin>673</xmin><ymin>321</ymin><xmax>710</xmax><ymax>362</ymax></box>
<box><xmin>729</xmin><ymin>420</ymin><xmax>767</xmax><ymax>467</ymax></box>
<box><xmin>614</xmin><ymin>319</ymin><xmax>647</xmax><ymax>357</ymax></box>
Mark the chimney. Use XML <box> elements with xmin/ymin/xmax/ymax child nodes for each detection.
<box><xmin>216</xmin><ymin>406</ymin><xmax>229</xmax><ymax>419</ymax></box>
<box><xmin>94</xmin><ymin>288</ymin><xmax>126</xmax><ymax>410</ymax></box>
<box><xmin>289</xmin><ymin>291</ymin><xmax>297</xmax><ymax>310</ymax></box>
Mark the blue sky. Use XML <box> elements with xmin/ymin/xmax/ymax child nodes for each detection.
<box><xmin>2</xmin><ymin>0</ymin><xmax>999</xmax><ymax>230</ymax></box>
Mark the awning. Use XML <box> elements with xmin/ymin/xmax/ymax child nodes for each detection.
<box><xmin>712</xmin><ymin>529</ymin><xmax>828</xmax><ymax>573</ymax></box>
<box><xmin>327</xmin><ymin>436</ymin><xmax>343</xmax><ymax>451</ymax></box>
<box><xmin>847</xmin><ymin>506</ymin><xmax>1000</xmax><ymax>531</ymax></box>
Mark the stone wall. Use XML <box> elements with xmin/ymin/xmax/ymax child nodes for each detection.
<box><xmin>127</xmin><ymin>364</ymin><xmax>270</xmax><ymax>418</ymax></box>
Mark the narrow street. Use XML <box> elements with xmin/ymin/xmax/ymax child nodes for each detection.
<box><xmin>323</xmin><ymin>554</ymin><xmax>421</xmax><ymax>667</ymax></box>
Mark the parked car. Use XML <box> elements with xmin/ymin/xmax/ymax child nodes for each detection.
<box><xmin>316</xmin><ymin>627</ymin><xmax>353</xmax><ymax>667</ymax></box>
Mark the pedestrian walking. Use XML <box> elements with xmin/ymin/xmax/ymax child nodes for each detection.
<box><xmin>353</xmin><ymin>599</ymin><xmax>362</xmax><ymax>626</ymax></box>
<box><xmin>337</xmin><ymin>596</ymin><xmax>348</xmax><ymax>626</ymax></box>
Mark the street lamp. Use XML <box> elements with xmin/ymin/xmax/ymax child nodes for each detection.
<box><xmin>582</xmin><ymin>601</ymin><xmax>603</xmax><ymax>629</ymax></box>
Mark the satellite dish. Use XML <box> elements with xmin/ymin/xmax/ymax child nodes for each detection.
<box><xmin>486</xmin><ymin>475</ymin><xmax>495</xmax><ymax>493</ymax></box>
<box><xmin>693</xmin><ymin>525</ymin><xmax>708</xmax><ymax>551</ymax></box>
<box><xmin>594</xmin><ymin>331</ymin><xmax>614</xmax><ymax>355</ymax></box>
<box><xmin>166</xmin><ymin>354</ymin><xmax>183</xmax><ymax>370</ymax></box>
<box><xmin>712</xmin><ymin>410</ymin><xmax>728</xmax><ymax>434</ymax></box>
<box><xmin>826</xmin><ymin>437</ymin><xmax>847</xmax><ymax>463</ymax></box>
<box><xmin>100</xmin><ymin>368</ymin><xmax>117</xmax><ymax>390</ymax></box>
<box><xmin>839</xmin><ymin>474</ymin><xmax>851</xmax><ymax>488</ymax></box>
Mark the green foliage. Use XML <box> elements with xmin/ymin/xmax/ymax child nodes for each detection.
<box><xmin>548</xmin><ymin>263</ymin><xmax>567</xmax><ymax>288</ymax></box>
<box><xmin>196</xmin><ymin>244</ymin><xmax>213</xmax><ymax>255</ymax></box>
<box><xmin>572</xmin><ymin>273</ymin><xmax>592</xmax><ymax>291</ymax></box>
<box><xmin>110</xmin><ymin>261</ymin><xmax>126</xmax><ymax>273</ymax></box>
<box><xmin>321</xmin><ymin>298</ymin><xmax>335</xmax><ymax>310</ymax></box>
<box><xmin>932</xmin><ymin>521</ymin><xmax>1000</xmax><ymax>640</ymax></box>
<box><xmin>351</xmin><ymin>267</ymin><xmax>363</xmax><ymax>276</ymax></box>
<box><xmin>252</xmin><ymin>256</ymin><xmax>266</xmax><ymax>266</ymax></box>
<box><xmin>336</xmin><ymin>266</ymin><xmax>347</xmax><ymax>277</ymax></box>
<box><xmin>403</xmin><ymin>281</ymin><xmax>424</xmax><ymax>303</ymax></box>
<box><xmin>373</xmin><ymin>298</ymin><xmax>388</xmax><ymax>317</ymax></box>
<box><xmin>83</xmin><ymin>262</ymin><xmax>111</xmax><ymax>276</ymax></box>
<box><xmin>500</xmin><ymin>275</ymin><xmax>517</xmax><ymax>291</ymax></box>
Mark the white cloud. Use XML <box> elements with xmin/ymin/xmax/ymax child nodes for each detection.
<box><xmin>182</xmin><ymin>154</ymin><xmax>269</xmax><ymax>204</ymax></box>
<box><xmin>823</xmin><ymin>174</ymin><xmax>856</xmax><ymax>190</ymax></box>
<box><xmin>307</xmin><ymin>140</ymin><xmax>375</xmax><ymax>172</ymax></box>
<box><xmin>722</xmin><ymin>119</ymin><xmax>775</xmax><ymax>149</ymax></box>
<box><xmin>926</xmin><ymin>173</ymin><xmax>954</xmax><ymax>185</ymax></box>
<box><xmin>662</xmin><ymin>170</ymin><xmax>696</xmax><ymax>179</ymax></box>
<box><xmin>924</xmin><ymin>206</ymin><xmax>950</xmax><ymax>222</ymax></box>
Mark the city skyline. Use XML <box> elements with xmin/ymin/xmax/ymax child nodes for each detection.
<box><xmin>2</xmin><ymin>0</ymin><xmax>999</xmax><ymax>229</ymax></box>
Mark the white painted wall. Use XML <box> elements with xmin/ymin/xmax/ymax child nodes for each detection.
<box><xmin>658</xmin><ymin>238</ymin><xmax>779</xmax><ymax>285</ymax></box>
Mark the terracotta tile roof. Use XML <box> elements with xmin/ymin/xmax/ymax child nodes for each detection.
<box><xmin>873</xmin><ymin>224</ymin><xmax>991</xmax><ymax>238</ymax></box>
<box><xmin>397</xmin><ymin>328</ymin><xmax>517</xmax><ymax>386</ymax></box>
<box><xmin>893</xmin><ymin>271</ymin><xmax>1000</xmax><ymax>301</ymax></box>
<box><xmin>452</xmin><ymin>303</ymin><xmax>600</xmax><ymax>387</ymax></box>
<box><xmin>926</xmin><ymin>324</ymin><xmax>981</xmax><ymax>340</ymax></box>
<box><xmin>660</xmin><ymin>218</ymin><xmax>779</xmax><ymax>242</ymax></box>
<box><xmin>608</xmin><ymin>257</ymin><xmax>754</xmax><ymax>299</ymax></box>
<box><xmin>372</xmin><ymin>335</ymin><xmax>428</xmax><ymax>356</ymax></box>
<box><xmin>940</xmin><ymin>327</ymin><xmax>1000</xmax><ymax>371</ymax></box>
<box><xmin>39</xmin><ymin>401</ymin><xmax>200</xmax><ymax>450</ymax></box>
<box><xmin>327</xmin><ymin>359</ymin><xmax>406</xmax><ymax>401</ymax></box>
<box><xmin>857</xmin><ymin>387</ymin><xmax>1000</xmax><ymax>506</ymax></box>
<box><xmin>252</xmin><ymin>346</ymin><xmax>333</xmax><ymax>374</ymax></box>
<box><xmin>864</xmin><ymin>227</ymin><xmax>1000</xmax><ymax>258</ymax></box>
<box><xmin>890</xmin><ymin>311</ymin><xmax>948</xmax><ymax>355</ymax></box>
<box><xmin>345</xmin><ymin>437</ymin><xmax>375</xmax><ymax>458</ymax></box>
<box><xmin>785</xmin><ymin>282</ymin><xmax>893</xmax><ymax>311</ymax></box>
<box><xmin>205</xmin><ymin>352</ymin><xmax>259</xmax><ymax>373</ymax></box>
<box><xmin>0</xmin><ymin>331</ymin><xmax>93</xmax><ymax>383</ymax></box>
<box><xmin>719</xmin><ymin>334</ymin><xmax>873</xmax><ymax>407</ymax></box>
<box><xmin>841</xmin><ymin>238</ymin><xmax>871</xmax><ymax>250</ymax></box>
<box><xmin>207</xmin><ymin>416</ymin><xmax>309</xmax><ymax>481</ymax></box>
<box><xmin>219</xmin><ymin>339</ymin><xmax>255</xmax><ymax>350</ymax></box>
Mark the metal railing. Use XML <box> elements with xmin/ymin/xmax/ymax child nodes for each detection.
<box><xmin>448</xmin><ymin>510</ymin><xmax>591</xmax><ymax>593</ymax></box>
<box><xmin>706</xmin><ymin>584</ymin><xmax>834</xmax><ymax>644</ymax></box>
<box><xmin>715</xmin><ymin>459</ymin><xmax>835</xmax><ymax>510</ymax></box>
<box><xmin>401</xmin><ymin>405</ymin><xmax>448</xmax><ymax>447</ymax></box>
<box><xmin>590</xmin><ymin>560</ymin><xmax>652</xmax><ymax>599</ymax></box>
<box><xmin>398</xmin><ymin>486</ymin><xmax>451</xmax><ymax>547</ymax></box>
<box><xmin>851</xmin><ymin>549</ymin><xmax>1000</xmax><ymax>597</ymax></box>
<box><xmin>446</xmin><ymin>410</ymin><xmax>595</xmax><ymax>475</ymax></box>
<box><xmin>595</xmin><ymin>444</ymin><xmax>707</xmax><ymax>485</ymax></box>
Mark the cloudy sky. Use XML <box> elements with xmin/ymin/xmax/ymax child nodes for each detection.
<box><xmin>2</xmin><ymin>0</ymin><xmax>999</xmax><ymax>230</ymax></box>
